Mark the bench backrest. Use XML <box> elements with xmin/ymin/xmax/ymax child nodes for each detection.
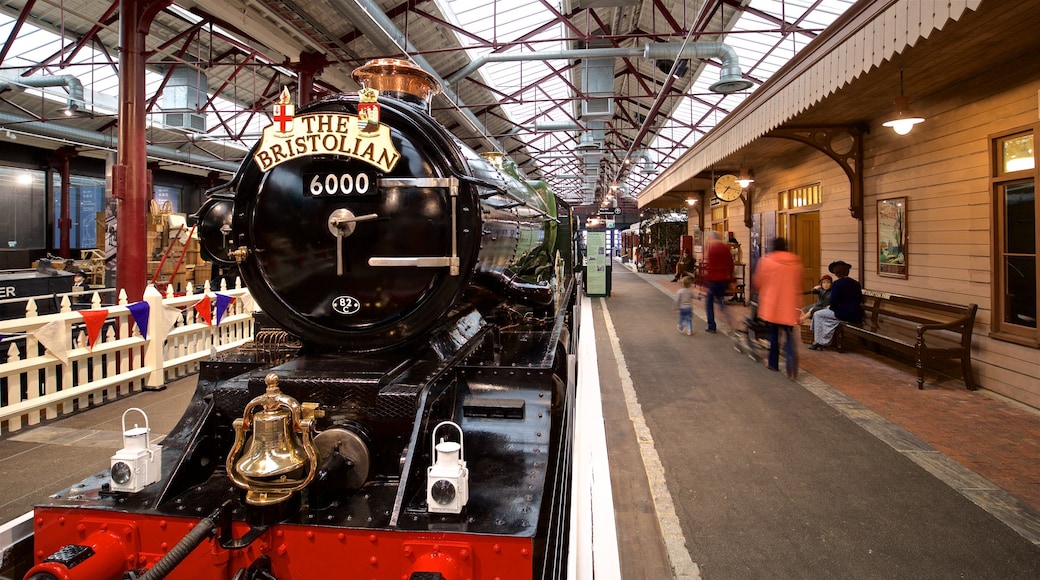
<box><xmin>861</xmin><ymin>290</ymin><xmax>977</xmax><ymax>347</ymax></box>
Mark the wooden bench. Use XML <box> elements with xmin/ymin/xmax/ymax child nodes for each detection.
<box><xmin>836</xmin><ymin>290</ymin><xmax>978</xmax><ymax>391</ymax></box>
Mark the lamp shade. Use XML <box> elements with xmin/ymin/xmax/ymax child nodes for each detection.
<box><xmin>882</xmin><ymin>96</ymin><xmax>924</xmax><ymax>135</ymax></box>
<box><xmin>736</xmin><ymin>168</ymin><xmax>754</xmax><ymax>188</ymax></box>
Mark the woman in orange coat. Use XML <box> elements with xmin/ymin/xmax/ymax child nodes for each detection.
<box><xmin>751</xmin><ymin>237</ymin><xmax>804</xmax><ymax>379</ymax></box>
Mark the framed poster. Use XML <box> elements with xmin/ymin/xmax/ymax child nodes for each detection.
<box><xmin>877</xmin><ymin>197</ymin><xmax>907</xmax><ymax>278</ymax></box>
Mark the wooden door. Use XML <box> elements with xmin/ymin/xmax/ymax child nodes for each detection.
<box><xmin>790</xmin><ymin>211</ymin><xmax>820</xmax><ymax>300</ymax></box>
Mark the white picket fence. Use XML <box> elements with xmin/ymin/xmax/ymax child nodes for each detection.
<box><xmin>0</xmin><ymin>280</ymin><xmax>255</xmax><ymax>435</ymax></box>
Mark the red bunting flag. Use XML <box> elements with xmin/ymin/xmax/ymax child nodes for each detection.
<box><xmin>79</xmin><ymin>309</ymin><xmax>109</xmax><ymax>350</ymax></box>
<box><xmin>194</xmin><ymin>295</ymin><xmax>213</xmax><ymax>325</ymax></box>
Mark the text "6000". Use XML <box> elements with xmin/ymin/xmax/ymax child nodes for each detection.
<box><xmin>307</xmin><ymin>173</ymin><xmax>372</xmax><ymax>196</ymax></box>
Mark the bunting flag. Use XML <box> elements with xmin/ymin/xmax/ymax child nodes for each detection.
<box><xmin>215</xmin><ymin>293</ymin><xmax>236</xmax><ymax>326</ymax></box>
<box><xmin>127</xmin><ymin>301</ymin><xmax>150</xmax><ymax>339</ymax></box>
<box><xmin>162</xmin><ymin>304</ymin><xmax>184</xmax><ymax>335</ymax></box>
<box><xmin>32</xmin><ymin>319</ymin><xmax>69</xmax><ymax>364</ymax></box>
<box><xmin>79</xmin><ymin>309</ymin><xmax>110</xmax><ymax>350</ymax></box>
<box><xmin>238</xmin><ymin>293</ymin><xmax>256</xmax><ymax>314</ymax></box>
<box><xmin>194</xmin><ymin>295</ymin><xmax>213</xmax><ymax>326</ymax></box>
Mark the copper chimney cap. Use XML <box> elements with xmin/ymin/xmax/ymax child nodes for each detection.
<box><xmin>352</xmin><ymin>59</ymin><xmax>441</xmax><ymax>109</ymax></box>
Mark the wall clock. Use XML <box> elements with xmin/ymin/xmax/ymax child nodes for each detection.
<box><xmin>714</xmin><ymin>174</ymin><xmax>741</xmax><ymax>202</ymax></box>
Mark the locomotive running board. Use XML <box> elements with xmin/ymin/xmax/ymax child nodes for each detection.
<box><xmin>370</xmin><ymin>176</ymin><xmax>461</xmax><ymax>275</ymax></box>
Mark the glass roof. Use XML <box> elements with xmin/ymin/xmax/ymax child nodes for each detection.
<box><xmin>0</xmin><ymin>0</ymin><xmax>857</xmax><ymax>204</ymax></box>
<box><xmin>0</xmin><ymin>11</ymin><xmax>262</xmax><ymax>154</ymax></box>
<box><xmin>437</xmin><ymin>0</ymin><xmax>857</xmax><ymax>203</ymax></box>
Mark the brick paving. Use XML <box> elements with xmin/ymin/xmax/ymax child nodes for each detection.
<box><xmin>799</xmin><ymin>345</ymin><xmax>1040</xmax><ymax>513</ymax></box>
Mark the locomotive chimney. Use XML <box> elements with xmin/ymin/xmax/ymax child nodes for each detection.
<box><xmin>352</xmin><ymin>58</ymin><xmax>441</xmax><ymax>113</ymax></box>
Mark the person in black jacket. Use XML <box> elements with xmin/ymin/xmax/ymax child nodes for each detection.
<box><xmin>809</xmin><ymin>261</ymin><xmax>862</xmax><ymax>350</ymax></box>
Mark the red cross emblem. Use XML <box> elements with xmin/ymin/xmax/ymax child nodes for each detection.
<box><xmin>273</xmin><ymin>104</ymin><xmax>293</xmax><ymax>132</ymax></box>
<box><xmin>272</xmin><ymin>87</ymin><xmax>294</xmax><ymax>134</ymax></box>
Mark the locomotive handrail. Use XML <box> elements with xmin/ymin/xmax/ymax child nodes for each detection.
<box><xmin>455</xmin><ymin>171</ymin><xmax>561</xmax><ymax>223</ymax></box>
<box><xmin>374</xmin><ymin>176</ymin><xmax>463</xmax><ymax>276</ymax></box>
<box><xmin>368</xmin><ymin>256</ymin><xmax>458</xmax><ymax>268</ymax></box>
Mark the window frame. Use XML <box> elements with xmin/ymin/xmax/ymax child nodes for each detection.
<box><xmin>990</xmin><ymin>124</ymin><xmax>1039</xmax><ymax>347</ymax></box>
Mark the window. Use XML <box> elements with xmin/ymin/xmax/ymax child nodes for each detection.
<box><xmin>992</xmin><ymin>128</ymin><xmax>1038</xmax><ymax>345</ymax></box>
<box><xmin>0</xmin><ymin>168</ymin><xmax>47</xmax><ymax>250</ymax></box>
<box><xmin>52</xmin><ymin>175</ymin><xmax>106</xmax><ymax>250</ymax></box>
<box><xmin>711</xmin><ymin>204</ymin><xmax>729</xmax><ymax>234</ymax></box>
<box><xmin>781</xmin><ymin>183</ymin><xmax>822</xmax><ymax>210</ymax></box>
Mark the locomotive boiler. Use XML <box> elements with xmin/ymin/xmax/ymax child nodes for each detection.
<box><xmin>25</xmin><ymin>59</ymin><xmax>578</xmax><ymax>580</ymax></box>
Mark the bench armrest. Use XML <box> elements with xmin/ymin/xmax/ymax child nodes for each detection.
<box><xmin>917</xmin><ymin>317</ymin><xmax>970</xmax><ymax>333</ymax></box>
<box><xmin>916</xmin><ymin>315</ymin><xmax>974</xmax><ymax>348</ymax></box>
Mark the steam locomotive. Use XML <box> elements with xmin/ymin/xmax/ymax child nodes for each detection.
<box><xmin>25</xmin><ymin>59</ymin><xmax>578</xmax><ymax>580</ymax></box>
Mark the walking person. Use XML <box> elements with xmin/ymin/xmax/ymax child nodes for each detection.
<box><xmin>704</xmin><ymin>230</ymin><xmax>735</xmax><ymax>333</ymax></box>
<box><xmin>809</xmin><ymin>260</ymin><xmax>864</xmax><ymax>350</ymax></box>
<box><xmin>751</xmin><ymin>237</ymin><xmax>803</xmax><ymax>379</ymax></box>
<box><xmin>675</xmin><ymin>277</ymin><xmax>695</xmax><ymax>335</ymax></box>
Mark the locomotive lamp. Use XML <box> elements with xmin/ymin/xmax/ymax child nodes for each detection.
<box><xmin>109</xmin><ymin>408</ymin><xmax>162</xmax><ymax>493</ymax></box>
<box><xmin>227</xmin><ymin>373</ymin><xmax>321</xmax><ymax>505</ymax></box>
<box><xmin>427</xmin><ymin>421</ymin><xmax>469</xmax><ymax>514</ymax></box>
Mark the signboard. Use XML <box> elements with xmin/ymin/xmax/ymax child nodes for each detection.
<box><xmin>586</xmin><ymin>231</ymin><xmax>608</xmax><ymax>296</ymax></box>
<box><xmin>598</xmin><ymin>207</ymin><xmax>621</xmax><ymax>215</ymax></box>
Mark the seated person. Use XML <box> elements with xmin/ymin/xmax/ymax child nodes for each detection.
<box><xmin>809</xmin><ymin>261</ymin><xmax>862</xmax><ymax>350</ymax></box>
<box><xmin>799</xmin><ymin>274</ymin><xmax>832</xmax><ymax>324</ymax></box>
<box><xmin>671</xmin><ymin>249</ymin><xmax>695</xmax><ymax>282</ymax></box>
<box><xmin>72</xmin><ymin>271</ymin><xmax>91</xmax><ymax>305</ymax></box>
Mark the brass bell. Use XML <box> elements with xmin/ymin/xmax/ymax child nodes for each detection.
<box><xmin>235</xmin><ymin>407</ymin><xmax>308</xmax><ymax>478</ymax></box>
<box><xmin>226</xmin><ymin>373</ymin><xmax>322</xmax><ymax>505</ymax></box>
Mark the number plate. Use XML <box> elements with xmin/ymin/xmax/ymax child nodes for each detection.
<box><xmin>305</xmin><ymin>172</ymin><xmax>376</xmax><ymax>197</ymax></box>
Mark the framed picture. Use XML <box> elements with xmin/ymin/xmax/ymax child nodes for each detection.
<box><xmin>877</xmin><ymin>197</ymin><xmax>908</xmax><ymax>278</ymax></box>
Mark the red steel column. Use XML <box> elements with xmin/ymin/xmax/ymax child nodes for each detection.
<box><xmin>116</xmin><ymin>0</ymin><xmax>171</xmax><ymax>301</ymax></box>
<box><xmin>53</xmin><ymin>146</ymin><xmax>77</xmax><ymax>258</ymax></box>
<box><xmin>291</xmin><ymin>51</ymin><xmax>328</xmax><ymax>107</ymax></box>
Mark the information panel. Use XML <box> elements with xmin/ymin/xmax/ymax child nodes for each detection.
<box><xmin>586</xmin><ymin>231</ymin><xmax>608</xmax><ymax>296</ymax></box>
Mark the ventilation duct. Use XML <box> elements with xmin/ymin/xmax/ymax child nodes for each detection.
<box><xmin>327</xmin><ymin>0</ymin><xmax>506</xmax><ymax>154</ymax></box>
<box><xmin>582</xmin><ymin>57</ymin><xmax>614</xmax><ymax>118</ymax></box>
<box><xmin>162</xmin><ymin>67</ymin><xmax>208</xmax><ymax>133</ymax></box>
<box><xmin>0</xmin><ymin>111</ymin><xmax>239</xmax><ymax>174</ymax></box>
<box><xmin>0</xmin><ymin>73</ymin><xmax>85</xmax><ymax>114</ymax></box>
<box><xmin>577</xmin><ymin>119</ymin><xmax>606</xmax><ymax>150</ymax></box>
<box><xmin>445</xmin><ymin>42</ymin><xmax>753</xmax><ymax>94</ymax></box>
<box><xmin>531</xmin><ymin>121</ymin><xmax>585</xmax><ymax>131</ymax></box>
<box><xmin>629</xmin><ymin>150</ymin><xmax>657</xmax><ymax>175</ymax></box>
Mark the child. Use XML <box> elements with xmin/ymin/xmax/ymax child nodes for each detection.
<box><xmin>675</xmin><ymin>277</ymin><xmax>695</xmax><ymax>335</ymax></box>
<box><xmin>799</xmin><ymin>274</ymin><xmax>832</xmax><ymax>324</ymax></box>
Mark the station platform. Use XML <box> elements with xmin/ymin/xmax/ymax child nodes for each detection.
<box><xmin>3</xmin><ymin>262</ymin><xmax>1040</xmax><ymax>578</ymax></box>
<box><xmin>596</xmin><ymin>263</ymin><xmax>1040</xmax><ymax>578</ymax></box>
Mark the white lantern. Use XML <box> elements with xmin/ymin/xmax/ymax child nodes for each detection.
<box><xmin>426</xmin><ymin>421</ymin><xmax>468</xmax><ymax>514</ymax></box>
<box><xmin>110</xmin><ymin>408</ymin><xmax>162</xmax><ymax>493</ymax></box>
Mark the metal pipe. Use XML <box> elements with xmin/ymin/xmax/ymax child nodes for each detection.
<box><xmin>532</xmin><ymin>121</ymin><xmax>585</xmax><ymax>131</ymax></box>
<box><xmin>445</xmin><ymin>42</ymin><xmax>752</xmax><ymax>93</ymax></box>
<box><xmin>329</xmin><ymin>0</ymin><xmax>507</xmax><ymax>153</ymax></box>
<box><xmin>0</xmin><ymin>111</ymin><xmax>240</xmax><ymax>173</ymax></box>
<box><xmin>0</xmin><ymin>74</ymin><xmax>85</xmax><ymax>110</ymax></box>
